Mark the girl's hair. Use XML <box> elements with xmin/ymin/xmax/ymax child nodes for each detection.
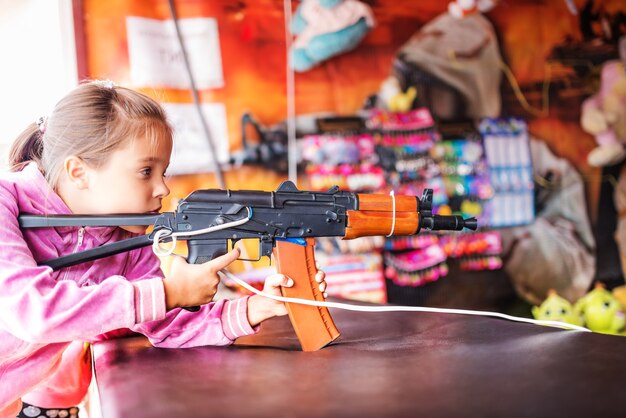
<box><xmin>8</xmin><ymin>81</ymin><xmax>172</xmax><ymax>188</ymax></box>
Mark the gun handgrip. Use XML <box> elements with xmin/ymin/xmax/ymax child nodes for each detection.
<box><xmin>273</xmin><ymin>238</ymin><xmax>340</xmax><ymax>351</ymax></box>
<box><xmin>184</xmin><ymin>240</ymin><xmax>229</xmax><ymax>312</ymax></box>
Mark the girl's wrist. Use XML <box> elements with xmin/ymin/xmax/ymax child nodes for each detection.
<box><xmin>247</xmin><ymin>295</ymin><xmax>275</xmax><ymax>327</ymax></box>
<box><xmin>162</xmin><ymin>279</ymin><xmax>179</xmax><ymax>311</ymax></box>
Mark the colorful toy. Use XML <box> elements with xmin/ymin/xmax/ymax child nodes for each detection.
<box><xmin>532</xmin><ymin>289</ymin><xmax>583</xmax><ymax>327</ymax></box>
<box><xmin>574</xmin><ymin>283</ymin><xmax>626</xmax><ymax>335</ymax></box>
<box><xmin>384</xmin><ymin>244</ymin><xmax>449</xmax><ymax>287</ymax></box>
<box><xmin>580</xmin><ymin>60</ymin><xmax>626</xmax><ymax>167</ymax></box>
<box><xmin>290</xmin><ymin>0</ymin><xmax>375</xmax><ymax>72</ymax></box>
<box><xmin>447</xmin><ymin>0</ymin><xmax>498</xmax><ymax>19</ymax></box>
<box><xmin>378</xmin><ymin>77</ymin><xmax>418</xmax><ymax>113</ymax></box>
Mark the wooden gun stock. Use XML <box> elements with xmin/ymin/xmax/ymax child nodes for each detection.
<box><xmin>345</xmin><ymin>194</ymin><xmax>420</xmax><ymax>239</ymax></box>
<box><xmin>273</xmin><ymin>238</ymin><xmax>340</xmax><ymax>351</ymax></box>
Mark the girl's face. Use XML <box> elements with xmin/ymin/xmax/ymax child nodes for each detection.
<box><xmin>84</xmin><ymin>134</ymin><xmax>172</xmax><ymax>233</ymax></box>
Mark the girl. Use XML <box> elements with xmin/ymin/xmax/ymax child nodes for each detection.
<box><xmin>0</xmin><ymin>81</ymin><xmax>326</xmax><ymax>418</ymax></box>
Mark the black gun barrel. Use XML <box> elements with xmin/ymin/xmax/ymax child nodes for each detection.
<box><xmin>421</xmin><ymin>215</ymin><xmax>478</xmax><ymax>231</ymax></box>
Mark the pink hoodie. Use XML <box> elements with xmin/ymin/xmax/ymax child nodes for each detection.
<box><xmin>0</xmin><ymin>163</ymin><xmax>257</xmax><ymax>417</ymax></box>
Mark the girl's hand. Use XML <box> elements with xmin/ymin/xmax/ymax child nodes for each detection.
<box><xmin>163</xmin><ymin>248</ymin><xmax>241</xmax><ymax>310</ymax></box>
<box><xmin>247</xmin><ymin>270</ymin><xmax>327</xmax><ymax>327</ymax></box>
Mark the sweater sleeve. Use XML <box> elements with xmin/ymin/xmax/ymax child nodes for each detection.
<box><xmin>124</xmin><ymin>246</ymin><xmax>259</xmax><ymax>348</ymax></box>
<box><xmin>0</xmin><ymin>186</ymin><xmax>161</xmax><ymax>343</ymax></box>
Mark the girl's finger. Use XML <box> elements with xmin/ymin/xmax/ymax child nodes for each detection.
<box><xmin>319</xmin><ymin>281</ymin><xmax>327</xmax><ymax>293</ymax></box>
<box><xmin>207</xmin><ymin>248</ymin><xmax>240</xmax><ymax>271</ymax></box>
<box><xmin>265</xmin><ymin>274</ymin><xmax>293</xmax><ymax>288</ymax></box>
<box><xmin>170</xmin><ymin>254</ymin><xmax>187</xmax><ymax>268</ymax></box>
<box><xmin>315</xmin><ymin>271</ymin><xmax>325</xmax><ymax>282</ymax></box>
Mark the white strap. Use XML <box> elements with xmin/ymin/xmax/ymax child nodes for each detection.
<box><xmin>219</xmin><ymin>269</ymin><xmax>591</xmax><ymax>333</ymax></box>
<box><xmin>152</xmin><ymin>207</ymin><xmax>252</xmax><ymax>257</ymax></box>
<box><xmin>386</xmin><ymin>190</ymin><xmax>396</xmax><ymax>237</ymax></box>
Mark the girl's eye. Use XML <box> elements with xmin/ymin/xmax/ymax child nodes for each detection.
<box><xmin>140</xmin><ymin>168</ymin><xmax>152</xmax><ymax>176</ymax></box>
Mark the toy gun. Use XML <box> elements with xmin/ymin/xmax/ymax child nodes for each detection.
<box><xmin>18</xmin><ymin>181</ymin><xmax>476</xmax><ymax>351</ymax></box>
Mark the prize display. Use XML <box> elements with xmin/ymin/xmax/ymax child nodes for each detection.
<box><xmin>299</xmin><ymin>109</ymin><xmax>514</xmax><ymax>297</ymax></box>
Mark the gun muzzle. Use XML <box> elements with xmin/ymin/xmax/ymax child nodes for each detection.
<box><xmin>418</xmin><ymin>189</ymin><xmax>478</xmax><ymax>232</ymax></box>
<box><xmin>420</xmin><ymin>215</ymin><xmax>478</xmax><ymax>231</ymax></box>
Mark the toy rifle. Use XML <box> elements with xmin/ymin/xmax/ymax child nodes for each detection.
<box><xmin>18</xmin><ymin>181</ymin><xmax>476</xmax><ymax>351</ymax></box>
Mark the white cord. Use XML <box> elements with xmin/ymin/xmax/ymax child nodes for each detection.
<box><xmin>152</xmin><ymin>208</ymin><xmax>253</xmax><ymax>257</ymax></box>
<box><xmin>219</xmin><ymin>269</ymin><xmax>591</xmax><ymax>333</ymax></box>
<box><xmin>386</xmin><ymin>190</ymin><xmax>396</xmax><ymax>237</ymax></box>
<box><xmin>150</xmin><ymin>205</ymin><xmax>589</xmax><ymax>333</ymax></box>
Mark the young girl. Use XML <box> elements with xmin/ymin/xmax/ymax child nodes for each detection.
<box><xmin>0</xmin><ymin>81</ymin><xmax>326</xmax><ymax>418</ymax></box>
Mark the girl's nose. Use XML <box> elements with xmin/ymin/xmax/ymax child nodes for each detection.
<box><xmin>154</xmin><ymin>178</ymin><xmax>170</xmax><ymax>199</ymax></box>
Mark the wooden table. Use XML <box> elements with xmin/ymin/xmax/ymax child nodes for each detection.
<box><xmin>92</xmin><ymin>301</ymin><xmax>626</xmax><ymax>418</ymax></box>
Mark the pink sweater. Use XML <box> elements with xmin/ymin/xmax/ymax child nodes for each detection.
<box><xmin>0</xmin><ymin>163</ymin><xmax>257</xmax><ymax>417</ymax></box>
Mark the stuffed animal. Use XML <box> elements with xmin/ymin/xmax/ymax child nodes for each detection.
<box><xmin>447</xmin><ymin>0</ymin><xmax>498</xmax><ymax>19</ymax></box>
<box><xmin>574</xmin><ymin>283</ymin><xmax>626</xmax><ymax>335</ymax></box>
<box><xmin>378</xmin><ymin>3</ymin><xmax>502</xmax><ymax>120</ymax></box>
<box><xmin>377</xmin><ymin>76</ymin><xmax>418</xmax><ymax>113</ymax></box>
<box><xmin>532</xmin><ymin>289</ymin><xmax>584</xmax><ymax>327</ymax></box>
<box><xmin>580</xmin><ymin>60</ymin><xmax>626</xmax><ymax>167</ymax></box>
<box><xmin>290</xmin><ymin>0</ymin><xmax>375</xmax><ymax>72</ymax></box>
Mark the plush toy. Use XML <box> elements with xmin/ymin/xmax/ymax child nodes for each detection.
<box><xmin>290</xmin><ymin>0</ymin><xmax>375</xmax><ymax>72</ymax></box>
<box><xmin>532</xmin><ymin>289</ymin><xmax>584</xmax><ymax>327</ymax></box>
<box><xmin>378</xmin><ymin>76</ymin><xmax>418</xmax><ymax>113</ymax></box>
<box><xmin>375</xmin><ymin>1</ymin><xmax>502</xmax><ymax>120</ymax></box>
<box><xmin>580</xmin><ymin>60</ymin><xmax>626</xmax><ymax>167</ymax></box>
<box><xmin>574</xmin><ymin>283</ymin><xmax>626</xmax><ymax>335</ymax></box>
<box><xmin>447</xmin><ymin>0</ymin><xmax>498</xmax><ymax>19</ymax></box>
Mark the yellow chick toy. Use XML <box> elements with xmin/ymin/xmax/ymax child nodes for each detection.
<box><xmin>574</xmin><ymin>283</ymin><xmax>626</xmax><ymax>335</ymax></box>
<box><xmin>378</xmin><ymin>76</ymin><xmax>418</xmax><ymax>113</ymax></box>
<box><xmin>389</xmin><ymin>86</ymin><xmax>418</xmax><ymax>113</ymax></box>
<box><xmin>532</xmin><ymin>289</ymin><xmax>584</xmax><ymax>327</ymax></box>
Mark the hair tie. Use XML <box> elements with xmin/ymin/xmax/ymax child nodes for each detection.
<box><xmin>36</xmin><ymin>116</ymin><xmax>47</xmax><ymax>133</ymax></box>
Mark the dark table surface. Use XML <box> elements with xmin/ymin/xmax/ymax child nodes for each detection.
<box><xmin>92</xmin><ymin>299</ymin><xmax>626</xmax><ymax>418</ymax></box>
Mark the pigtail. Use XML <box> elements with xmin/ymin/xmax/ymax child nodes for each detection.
<box><xmin>8</xmin><ymin>122</ymin><xmax>44</xmax><ymax>172</ymax></box>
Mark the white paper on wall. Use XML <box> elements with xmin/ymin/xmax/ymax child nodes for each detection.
<box><xmin>126</xmin><ymin>16</ymin><xmax>224</xmax><ymax>89</ymax></box>
<box><xmin>163</xmin><ymin>103</ymin><xmax>230</xmax><ymax>175</ymax></box>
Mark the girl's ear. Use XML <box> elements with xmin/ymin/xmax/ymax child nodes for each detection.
<box><xmin>63</xmin><ymin>156</ymin><xmax>89</xmax><ymax>189</ymax></box>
